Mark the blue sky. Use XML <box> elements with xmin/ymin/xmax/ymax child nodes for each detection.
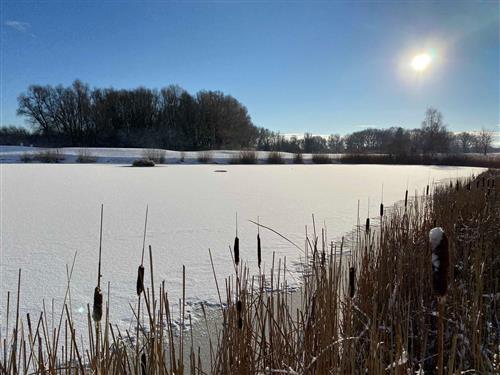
<box><xmin>1</xmin><ymin>1</ymin><xmax>498</xmax><ymax>137</ymax></box>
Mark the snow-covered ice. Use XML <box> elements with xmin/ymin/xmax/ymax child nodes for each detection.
<box><xmin>0</xmin><ymin>163</ymin><xmax>483</xmax><ymax>333</ymax></box>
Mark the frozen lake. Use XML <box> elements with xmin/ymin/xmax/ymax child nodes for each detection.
<box><xmin>0</xmin><ymin>164</ymin><xmax>482</xmax><ymax>332</ymax></box>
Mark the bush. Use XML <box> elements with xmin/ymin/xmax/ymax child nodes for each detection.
<box><xmin>311</xmin><ymin>153</ymin><xmax>331</xmax><ymax>164</ymax></box>
<box><xmin>33</xmin><ymin>149</ymin><xmax>65</xmax><ymax>163</ymax></box>
<box><xmin>179</xmin><ymin>151</ymin><xmax>185</xmax><ymax>163</ymax></box>
<box><xmin>76</xmin><ymin>149</ymin><xmax>97</xmax><ymax>163</ymax></box>
<box><xmin>198</xmin><ymin>151</ymin><xmax>213</xmax><ymax>163</ymax></box>
<box><xmin>267</xmin><ymin>151</ymin><xmax>285</xmax><ymax>164</ymax></box>
<box><xmin>230</xmin><ymin>150</ymin><xmax>258</xmax><ymax>164</ymax></box>
<box><xmin>143</xmin><ymin>149</ymin><xmax>166</xmax><ymax>164</ymax></box>
<box><xmin>20</xmin><ymin>153</ymin><xmax>33</xmax><ymax>163</ymax></box>
<box><xmin>132</xmin><ymin>158</ymin><xmax>155</xmax><ymax>167</ymax></box>
<box><xmin>293</xmin><ymin>153</ymin><xmax>304</xmax><ymax>164</ymax></box>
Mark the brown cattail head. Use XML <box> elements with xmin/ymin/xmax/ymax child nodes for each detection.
<box><xmin>141</xmin><ymin>352</ymin><xmax>147</xmax><ymax>375</ymax></box>
<box><xmin>426</xmin><ymin>185</ymin><xmax>429</xmax><ymax>196</ymax></box>
<box><xmin>429</xmin><ymin>227</ymin><xmax>449</xmax><ymax>297</ymax></box>
<box><xmin>136</xmin><ymin>265</ymin><xmax>145</xmax><ymax>296</ymax></box>
<box><xmin>236</xmin><ymin>300</ymin><xmax>242</xmax><ymax>312</ymax></box>
<box><xmin>257</xmin><ymin>234</ymin><xmax>262</xmax><ymax>268</ymax></box>
<box><xmin>92</xmin><ymin>286</ymin><xmax>103</xmax><ymax>322</ymax></box>
<box><xmin>404</xmin><ymin>190</ymin><xmax>408</xmax><ymax>208</ymax></box>
<box><xmin>234</xmin><ymin>236</ymin><xmax>240</xmax><ymax>265</ymax></box>
<box><xmin>348</xmin><ymin>266</ymin><xmax>356</xmax><ymax>298</ymax></box>
<box><xmin>380</xmin><ymin>203</ymin><xmax>384</xmax><ymax>217</ymax></box>
<box><xmin>365</xmin><ymin>218</ymin><xmax>370</xmax><ymax>232</ymax></box>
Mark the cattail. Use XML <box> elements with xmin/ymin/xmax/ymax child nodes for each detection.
<box><xmin>365</xmin><ymin>218</ymin><xmax>370</xmax><ymax>232</ymax></box>
<box><xmin>141</xmin><ymin>352</ymin><xmax>147</xmax><ymax>375</ymax></box>
<box><xmin>349</xmin><ymin>266</ymin><xmax>356</xmax><ymax>298</ymax></box>
<box><xmin>426</xmin><ymin>185</ymin><xmax>429</xmax><ymax>196</ymax></box>
<box><xmin>92</xmin><ymin>286</ymin><xmax>103</xmax><ymax>322</ymax></box>
<box><xmin>237</xmin><ymin>300</ymin><xmax>243</xmax><ymax>329</ymax></box>
<box><xmin>404</xmin><ymin>190</ymin><xmax>408</xmax><ymax>208</ymax></box>
<box><xmin>136</xmin><ymin>265</ymin><xmax>145</xmax><ymax>296</ymax></box>
<box><xmin>257</xmin><ymin>233</ymin><xmax>262</xmax><ymax>268</ymax></box>
<box><xmin>234</xmin><ymin>236</ymin><xmax>240</xmax><ymax>266</ymax></box>
<box><xmin>93</xmin><ymin>204</ymin><xmax>104</xmax><ymax>323</ymax></box>
<box><xmin>137</xmin><ymin>205</ymin><xmax>148</xmax><ymax>296</ymax></box>
<box><xmin>379</xmin><ymin>203</ymin><xmax>384</xmax><ymax>217</ymax></box>
<box><xmin>429</xmin><ymin>227</ymin><xmax>449</xmax><ymax>297</ymax></box>
<box><xmin>455</xmin><ymin>181</ymin><xmax>460</xmax><ymax>191</ymax></box>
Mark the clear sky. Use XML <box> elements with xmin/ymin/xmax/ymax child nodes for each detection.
<box><xmin>1</xmin><ymin>0</ymin><xmax>499</xmax><ymax>137</ymax></box>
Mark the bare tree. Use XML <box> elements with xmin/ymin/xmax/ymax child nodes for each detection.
<box><xmin>420</xmin><ymin>107</ymin><xmax>450</xmax><ymax>155</ymax></box>
<box><xmin>476</xmin><ymin>128</ymin><xmax>494</xmax><ymax>155</ymax></box>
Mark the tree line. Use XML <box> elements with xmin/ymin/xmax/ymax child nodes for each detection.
<box><xmin>1</xmin><ymin>80</ymin><xmax>495</xmax><ymax>155</ymax></box>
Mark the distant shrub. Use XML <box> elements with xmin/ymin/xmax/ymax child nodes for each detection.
<box><xmin>230</xmin><ymin>150</ymin><xmax>257</xmax><ymax>164</ymax></box>
<box><xmin>312</xmin><ymin>153</ymin><xmax>331</xmax><ymax>164</ymax></box>
<box><xmin>179</xmin><ymin>151</ymin><xmax>186</xmax><ymax>163</ymax></box>
<box><xmin>76</xmin><ymin>149</ymin><xmax>97</xmax><ymax>163</ymax></box>
<box><xmin>20</xmin><ymin>153</ymin><xmax>33</xmax><ymax>163</ymax></box>
<box><xmin>267</xmin><ymin>151</ymin><xmax>285</xmax><ymax>164</ymax></box>
<box><xmin>132</xmin><ymin>158</ymin><xmax>155</xmax><ymax>167</ymax></box>
<box><xmin>143</xmin><ymin>149</ymin><xmax>166</xmax><ymax>164</ymax></box>
<box><xmin>33</xmin><ymin>149</ymin><xmax>65</xmax><ymax>163</ymax></box>
<box><xmin>198</xmin><ymin>151</ymin><xmax>213</xmax><ymax>163</ymax></box>
<box><xmin>293</xmin><ymin>153</ymin><xmax>304</xmax><ymax>164</ymax></box>
<box><xmin>340</xmin><ymin>153</ymin><xmax>500</xmax><ymax>168</ymax></box>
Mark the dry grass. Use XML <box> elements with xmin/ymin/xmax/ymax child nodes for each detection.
<box><xmin>213</xmin><ymin>170</ymin><xmax>499</xmax><ymax>374</ymax></box>
<box><xmin>1</xmin><ymin>171</ymin><xmax>498</xmax><ymax>374</ymax></box>
<box><xmin>29</xmin><ymin>149</ymin><xmax>65</xmax><ymax>163</ymax></box>
<box><xmin>267</xmin><ymin>151</ymin><xmax>285</xmax><ymax>164</ymax></box>
<box><xmin>76</xmin><ymin>149</ymin><xmax>97</xmax><ymax>163</ymax></box>
<box><xmin>230</xmin><ymin>150</ymin><xmax>258</xmax><ymax>164</ymax></box>
<box><xmin>142</xmin><ymin>149</ymin><xmax>166</xmax><ymax>164</ymax></box>
<box><xmin>197</xmin><ymin>151</ymin><xmax>213</xmax><ymax>163</ymax></box>
<box><xmin>293</xmin><ymin>153</ymin><xmax>304</xmax><ymax>164</ymax></box>
<box><xmin>311</xmin><ymin>153</ymin><xmax>331</xmax><ymax>164</ymax></box>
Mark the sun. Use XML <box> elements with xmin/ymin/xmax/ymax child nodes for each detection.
<box><xmin>411</xmin><ymin>53</ymin><xmax>432</xmax><ymax>71</ymax></box>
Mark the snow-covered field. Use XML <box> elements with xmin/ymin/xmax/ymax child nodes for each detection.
<box><xmin>0</xmin><ymin>163</ymin><xmax>484</xmax><ymax>334</ymax></box>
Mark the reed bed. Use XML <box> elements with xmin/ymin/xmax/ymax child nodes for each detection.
<box><xmin>214</xmin><ymin>170</ymin><xmax>499</xmax><ymax>374</ymax></box>
<box><xmin>1</xmin><ymin>171</ymin><xmax>498</xmax><ymax>374</ymax></box>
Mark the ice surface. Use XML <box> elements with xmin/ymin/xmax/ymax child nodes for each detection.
<box><xmin>0</xmin><ymin>163</ymin><xmax>482</xmax><ymax>333</ymax></box>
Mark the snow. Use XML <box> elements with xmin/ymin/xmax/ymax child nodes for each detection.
<box><xmin>429</xmin><ymin>227</ymin><xmax>444</xmax><ymax>250</ymax></box>
<box><xmin>0</xmin><ymin>146</ymin><xmax>344</xmax><ymax>164</ymax></box>
<box><xmin>0</xmin><ymin>163</ymin><xmax>483</xmax><ymax>334</ymax></box>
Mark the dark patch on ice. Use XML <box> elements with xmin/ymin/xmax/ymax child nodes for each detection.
<box><xmin>214</xmin><ymin>169</ymin><xmax>227</xmax><ymax>173</ymax></box>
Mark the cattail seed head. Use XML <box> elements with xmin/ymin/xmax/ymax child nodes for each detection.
<box><xmin>426</xmin><ymin>185</ymin><xmax>429</xmax><ymax>196</ymax></box>
<box><xmin>236</xmin><ymin>300</ymin><xmax>242</xmax><ymax>312</ymax></box>
<box><xmin>234</xmin><ymin>236</ymin><xmax>240</xmax><ymax>265</ymax></box>
<box><xmin>136</xmin><ymin>265</ymin><xmax>145</xmax><ymax>296</ymax></box>
<box><xmin>379</xmin><ymin>203</ymin><xmax>384</xmax><ymax>217</ymax></box>
<box><xmin>349</xmin><ymin>267</ymin><xmax>356</xmax><ymax>298</ymax></box>
<box><xmin>429</xmin><ymin>227</ymin><xmax>449</xmax><ymax>297</ymax></box>
<box><xmin>92</xmin><ymin>286</ymin><xmax>103</xmax><ymax>322</ymax></box>
<box><xmin>141</xmin><ymin>352</ymin><xmax>147</xmax><ymax>375</ymax></box>
<box><xmin>257</xmin><ymin>234</ymin><xmax>262</xmax><ymax>268</ymax></box>
<box><xmin>365</xmin><ymin>218</ymin><xmax>370</xmax><ymax>232</ymax></box>
<box><xmin>404</xmin><ymin>190</ymin><xmax>408</xmax><ymax>208</ymax></box>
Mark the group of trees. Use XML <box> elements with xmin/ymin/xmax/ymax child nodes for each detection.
<box><xmin>14</xmin><ymin>80</ymin><xmax>256</xmax><ymax>149</ymax></box>
<box><xmin>2</xmin><ymin>81</ymin><xmax>496</xmax><ymax>155</ymax></box>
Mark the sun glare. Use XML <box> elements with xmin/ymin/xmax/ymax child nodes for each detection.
<box><xmin>411</xmin><ymin>53</ymin><xmax>432</xmax><ymax>71</ymax></box>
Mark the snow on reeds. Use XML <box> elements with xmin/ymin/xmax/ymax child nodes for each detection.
<box><xmin>0</xmin><ymin>170</ymin><xmax>498</xmax><ymax>374</ymax></box>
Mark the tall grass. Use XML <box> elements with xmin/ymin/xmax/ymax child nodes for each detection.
<box><xmin>143</xmin><ymin>149</ymin><xmax>166</xmax><ymax>164</ymax></box>
<box><xmin>230</xmin><ymin>150</ymin><xmax>258</xmax><ymax>164</ymax></box>
<box><xmin>267</xmin><ymin>151</ymin><xmax>285</xmax><ymax>164</ymax></box>
<box><xmin>1</xmin><ymin>171</ymin><xmax>497</xmax><ymax>374</ymax></box>
<box><xmin>311</xmin><ymin>153</ymin><xmax>331</xmax><ymax>164</ymax></box>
